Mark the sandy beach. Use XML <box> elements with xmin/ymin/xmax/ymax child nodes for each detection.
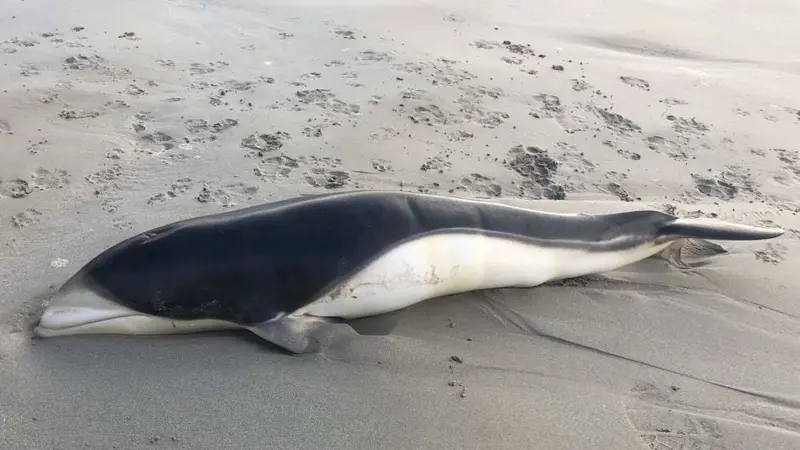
<box><xmin>2</xmin><ymin>0</ymin><xmax>800</xmax><ymax>448</ymax></box>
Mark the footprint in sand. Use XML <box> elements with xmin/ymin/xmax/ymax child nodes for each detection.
<box><xmin>691</xmin><ymin>166</ymin><xmax>761</xmax><ymax>202</ymax></box>
<box><xmin>355</xmin><ymin>50</ymin><xmax>393</xmax><ymax>63</ymax></box>
<box><xmin>147</xmin><ymin>178</ymin><xmax>194</xmax><ymax>205</ymax></box>
<box><xmin>294</xmin><ymin>89</ymin><xmax>360</xmax><ymax>116</ymax></box>
<box><xmin>334</xmin><ymin>27</ymin><xmax>358</xmax><ymax>40</ymax></box>
<box><xmin>645</xmin><ymin>135</ymin><xmax>689</xmax><ymax>161</ymax></box>
<box><xmin>1</xmin><ymin>168</ymin><xmax>71</xmax><ymax>199</ymax></box>
<box><xmin>10</xmin><ymin>208</ymin><xmax>43</xmax><ymax>228</ymax></box>
<box><xmin>504</xmin><ymin>145</ymin><xmax>567</xmax><ymax>200</ymax></box>
<box><xmin>242</xmin><ymin>131</ymin><xmax>291</xmax><ymax>157</ymax></box>
<box><xmin>369</xmin><ymin>158</ymin><xmax>393</xmax><ymax>173</ymax></box>
<box><xmin>394</xmin><ymin>60</ymin><xmax>477</xmax><ymax>87</ymax></box>
<box><xmin>590</xmin><ymin>106</ymin><xmax>642</xmax><ymax>135</ymax></box>
<box><xmin>85</xmin><ymin>164</ymin><xmax>132</xmax><ymax>213</ymax></box>
<box><xmin>668</xmin><ymin>115</ymin><xmax>710</xmax><ymax>137</ymax></box>
<box><xmin>625</xmin><ymin>382</ymin><xmax>725</xmax><ymax>450</ymax></box>
<box><xmin>420</xmin><ymin>156</ymin><xmax>452</xmax><ymax>174</ymax></box>
<box><xmin>137</xmin><ymin>131</ymin><xmax>176</xmax><ymax>152</ymax></box>
<box><xmin>195</xmin><ymin>182</ymin><xmax>258</xmax><ymax>208</ymax></box>
<box><xmin>753</xmin><ymin>243</ymin><xmax>787</xmax><ymax>265</ymax></box>
<box><xmin>304</xmin><ymin>169</ymin><xmax>351</xmax><ymax>189</ymax></box>
<box><xmin>254</xmin><ymin>155</ymin><xmax>300</xmax><ymax>180</ymax></box>
<box><xmin>603</xmin><ymin>140</ymin><xmax>642</xmax><ymax>161</ymax></box>
<box><xmin>457</xmin><ymin>173</ymin><xmax>502</xmax><ymax>198</ymax></box>
<box><xmin>620</xmin><ymin>76</ymin><xmax>651</xmax><ymax>91</ymax></box>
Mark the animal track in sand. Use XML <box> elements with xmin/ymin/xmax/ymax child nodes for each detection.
<box><xmin>407</xmin><ymin>104</ymin><xmax>453</xmax><ymax>126</ymax></box>
<box><xmin>254</xmin><ymin>155</ymin><xmax>301</xmax><ymax>180</ymax></box>
<box><xmin>183</xmin><ymin>118</ymin><xmax>238</xmax><ymax>139</ymax></box>
<box><xmin>457</xmin><ymin>101</ymin><xmax>509</xmax><ymax>128</ymax></box>
<box><xmin>599</xmin><ymin>182</ymin><xmax>635</xmax><ymax>202</ymax></box>
<box><xmin>0</xmin><ymin>168</ymin><xmax>70</xmax><ymax>199</ymax></box>
<box><xmin>528</xmin><ymin>94</ymin><xmax>592</xmax><ymax>134</ymax></box>
<box><xmin>62</xmin><ymin>54</ymin><xmax>132</xmax><ymax>80</ymax></box>
<box><xmin>188</xmin><ymin>61</ymin><xmax>228</xmax><ymax>76</ymax></box>
<box><xmin>571</xmin><ymin>79</ymin><xmax>591</xmax><ymax>91</ymax></box>
<box><xmin>446</xmin><ymin>130</ymin><xmax>475</xmax><ymax>142</ymax></box>
<box><xmin>668</xmin><ymin>115</ymin><xmax>709</xmax><ymax>136</ymax></box>
<box><xmin>753</xmin><ymin>243</ymin><xmax>787</xmax><ymax>265</ymax></box>
<box><xmin>661</xmin><ymin>97</ymin><xmax>688</xmax><ymax>106</ymax></box>
<box><xmin>471</xmin><ymin>39</ymin><xmax>537</xmax><ymax>58</ymax></box>
<box><xmin>394</xmin><ymin>61</ymin><xmax>477</xmax><ymax>87</ymax></box>
<box><xmin>504</xmin><ymin>145</ymin><xmax>566</xmax><ymax>200</ymax></box>
<box><xmin>305</xmin><ymin>169</ymin><xmax>351</xmax><ymax>189</ymax></box>
<box><xmin>590</xmin><ymin>106</ymin><xmax>642</xmax><ymax>135</ymax></box>
<box><xmin>242</xmin><ymin>131</ymin><xmax>291</xmax><ymax>157</ymax></box>
<box><xmin>137</xmin><ymin>130</ymin><xmax>176</xmax><ymax>152</ymax></box>
<box><xmin>334</xmin><ymin>27</ymin><xmax>358</xmax><ymax>40</ymax></box>
<box><xmin>122</xmin><ymin>84</ymin><xmax>146</xmax><ymax>96</ymax></box>
<box><xmin>147</xmin><ymin>178</ymin><xmax>193</xmax><ymax>204</ymax></box>
<box><xmin>355</xmin><ymin>50</ymin><xmax>394</xmax><ymax>63</ymax></box>
<box><xmin>85</xmin><ymin>164</ymin><xmax>132</xmax><ymax>213</ymax></box>
<box><xmin>58</xmin><ymin>109</ymin><xmax>101</xmax><ymax>120</ymax></box>
<box><xmin>645</xmin><ymin>135</ymin><xmax>690</xmax><ymax>161</ymax></box>
<box><xmin>19</xmin><ymin>63</ymin><xmax>40</xmax><ymax>77</ymax></box>
<box><xmin>620</xmin><ymin>76</ymin><xmax>650</xmax><ymax>90</ymax></box>
<box><xmin>58</xmin><ymin>98</ymin><xmax>132</xmax><ymax>122</ymax></box>
<box><xmin>626</xmin><ymin>382</ymin><xmax>725</xmax><ymax>450</ymax></box>
<box><xmin>253</xmin><ymin>155</ymin><xmax>346</xmax><ymax>186</ymax></box>
<box><xmin>772</xmin><ymin>148</ymin><xmax>800</xmax><ymax>178</ymax></box>
<box><xmin>529</xmin><ymin>94</ymin><xmax>563</xmax><ymax>119</ymax></box>
<box><xmin>10</xmin><ymin>208</ymin><xmax>43</xmax><ymax>228</ymax></box>
<box><xmin>459</xmin><ymin>85</ymin><xmax>505</xmax><ymax>100</ymax></box>
<box><xmin>294</xmin><ymin>89</ymin><xmax>360</xmax><ymax>116</ymax></box>
<box><xmin>555</xmin><ymin>142</ymin><xmax>596</xmax><ymax>174</ymax></box>
<box><xmin>602</xmin><ymin>140</ymin><xmax>642</xmax><ymax>161</ymax></box>
<box><xmin>2</xmin><ymin>36</ymin><xmax>40</xmax><ymax>50</ymax></box>
<box><xmin>420</xmin><ymin>156</ymin><xmax>452</xmax><ymax>173</ymax></box>
<box><xmin>0</xmin><ymin>119</ymin><xmax>11</xmax><ymax>134</ymax></box>
<box><xmin>501</xmin><ymin>56</ymin><xmax>523</xmax><ymax>65</ymax></box>
<box><xmin>691</xmin><ymin>166</ymin><xmax>760</xmax><ymax>201</ymax></box>
<box><xmin>196</xmin><ymin>182</ymin><xmax>258</xmax><ymax>208</ymax></box>
<box><xmin>455</xmin><ymin>87</ymin><xmax>510</xmax><ymax>129</ymax></box>
<box><xmin>302</xmin><ymin>117</ymin><xmax>342</xmax><ymax>137</ymax></box>
<box><xmin>0</xmin><ymin>179</ymin><xmax>33</xmax><ymax>199</ymax></box>
<box><xmin>370</xmin><ymin>159</ymin><xmax>393</xmax><ymax>173</ymax></box>
<box><xmin>456</xmin><ymin>173</ymin><xmax>502</xmax><ymax>198</ymax></box>
<box><xmin>367</xmin><ymin>127</ymin><xmax>402</xmax><ymax>142</ymax></box>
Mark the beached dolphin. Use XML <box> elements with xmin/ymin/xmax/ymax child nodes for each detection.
<box><xmin>34</xmin><ymin>190</ymin><xmax>785</xmax><ymax>353</ymax></box>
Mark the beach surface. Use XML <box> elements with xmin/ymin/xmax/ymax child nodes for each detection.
<box><xmin>2</xmin><ymin>1</ymin><xmax>800</xmax><ymax>449</ymax></box>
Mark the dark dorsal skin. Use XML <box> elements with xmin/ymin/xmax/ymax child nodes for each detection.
<box><xmin>69</xmin><ymin>191</ymin><xmax>675</xmax><ymax>325</ymax></box>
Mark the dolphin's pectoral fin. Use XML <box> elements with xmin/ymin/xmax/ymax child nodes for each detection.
<box><xmin>344</xmin><ymin>310</ymin><xmax>403</xmax><ymax>336</ymax></box>
<box><xmin>656</xmin><ymin>238</ymin><xmax>728</xmax><ymax>269</ymax></box>
<box><xmin>245</xmin><ymin>316</ymin><xmax>320</xmax><ymax>354</ymax></box>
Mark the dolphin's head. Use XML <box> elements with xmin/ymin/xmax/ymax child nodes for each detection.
<box><xmin>34</xmin><ymin>283</ymin><xmax>237</xmax><ymax>338</ymax></box>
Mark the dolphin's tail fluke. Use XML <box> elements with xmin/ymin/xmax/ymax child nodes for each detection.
<box><xmin>658</xmin><ymin>218</ymin><xmax>785</xmax><ymax>241</ymax></box>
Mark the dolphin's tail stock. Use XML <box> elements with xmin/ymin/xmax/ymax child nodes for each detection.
<box><xmin>657</xmin><ymin>217</ymin><xmax>785</xmax><ymax>242</ymax></box>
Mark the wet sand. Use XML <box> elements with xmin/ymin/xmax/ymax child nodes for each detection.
<box><xmin>2</xmin><ymin>1</ymin><xmax>800</xmax><ymax>449</ymax></box>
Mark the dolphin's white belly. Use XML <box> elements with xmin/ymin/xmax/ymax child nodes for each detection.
<box><xmin>296</xmin><ymin>232</ymin><xmax>669</xmax><ymax>319</ymax></box>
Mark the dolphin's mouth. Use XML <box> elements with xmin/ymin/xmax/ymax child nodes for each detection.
<box><xmin>34</xmin><ymin>285</ymin><xmax>239</xmax><ymax>337</ymax></box>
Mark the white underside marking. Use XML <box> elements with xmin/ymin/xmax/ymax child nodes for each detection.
<box><xmin>296</xmin><ymin>233</ymin><xmax>672</xmax><ymax>319</ymax></box>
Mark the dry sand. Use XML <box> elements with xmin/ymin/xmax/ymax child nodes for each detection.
<box><xmin>2</xmin><ymin>0</ymin><xmax>800</xmax><ymax>448</ymax></box>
